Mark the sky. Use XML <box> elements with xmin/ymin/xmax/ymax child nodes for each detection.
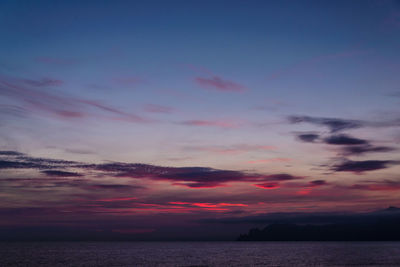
<box><xmin>1</xmin><ymin>0</ymin><xmax>400</xmax><ymax>240</ymax></box>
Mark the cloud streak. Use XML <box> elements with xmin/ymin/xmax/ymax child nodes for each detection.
<box><xmin>0</xmin><ymin>75</ymin><xmax>151</xmax><ymax>123</ymax></box>
<box><xmin>0</xmin><ymin>151</ymin><xmax>304</xmax><ymax>189</ymax></box>
<box><xmin>195</xmin><ymin>76</ymin><xmax>246</xmax><ymax>92</ymax></box>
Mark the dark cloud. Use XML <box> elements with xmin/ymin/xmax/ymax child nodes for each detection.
<box><xmin>331</xmin><ymin>159</ymin><xmax>398</xmax><ymax>173</ymax></box>
<box><xmin>41</xmin><ymin>170</ymin><xmax>83</xmax><ymax>177</ymax></box>
<box><xmin>1</xmin><ymin>151</ymin><xmax>304</xmax><ymax>188</ymax></box>
<box><xmin>288</xmin><ymin>115</ymin><xmax>364</xmax><ymax>133</ymax></box>
<box><xmin>0</xmin><ymin>151</ymin><xmax>25</xmax><ymax>156</ymax></box>
<box><xmin>263</xmin><ymin>174</ymin><xmax>303</xmax><ymax>181</ymax></box>
<box><xmin>309</xmin><ymin>180</ymin><xmax>328</xmax><ymax>187</ymax></box>
<box><xmin>292</xmin><ymin>132</ymin><xmax>396</xmax><ymax>156</ymax></box>
<box><xmin>85</xmin><ymin>184</ymin><xmax>143</xmax><ymax>191</ymax></box>
<box><xmin>296</xmin><ymin>133</ymin><xmax>320</xmax><ymax>143</ymax></box>
<box><xmin>341</xmin><ymin>145</ymin><xmax>396</xmax><ymax>156</ymax></box>
<box><xmin>106</xmin><ymin>163</ymin><xmax>303</xmax><ymax>187</ymax></box>
<box><xmin>323</xmin><ymin>134</ymin><xmax>368</xmax><ymax>145</ymax></box>
<box><xmin>289</xmin><ymin>115</ymin><xmax>400</xmax><ymax>133</ymax></box>
<box><xmin>0</xmin><ymin>160</ymin><xmax>42</xmax><ymax>169</ymax></box>
<box><xmin>199</xmin><ymin>207</ymin><xmax>400</xmax><ymax>225</ymax></box>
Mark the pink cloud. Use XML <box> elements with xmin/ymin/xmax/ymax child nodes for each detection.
<box><xmin>253</xmin><ymin>182</ymin><xmax>280</xmax><ymax>189</ymax></box>
<box><xmin>195</xmin><ymin>76</ymin><xmax>246</xmax><ymax>92</ymax></box>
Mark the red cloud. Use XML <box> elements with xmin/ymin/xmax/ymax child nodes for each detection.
<box><xmin>253</xmin><ymin>182</ymin><xmax>280</xmax><ymax>189</ymax></box>
<box><xmin>168</xmin><ymin>202</ymin><xmax>248</xmax><ymax>208</ymax></box>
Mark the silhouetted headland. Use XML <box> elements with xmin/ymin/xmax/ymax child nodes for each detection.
<box><xmin>238</xmin><ymin>207</ymin><xmax>400</xmax><ymax>241</ymax></box>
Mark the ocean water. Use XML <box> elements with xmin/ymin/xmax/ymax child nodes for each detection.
<box><xmin>1</xmin><ymin>241</ymin><xmax>400</xmax><ymax>266</ymax></box>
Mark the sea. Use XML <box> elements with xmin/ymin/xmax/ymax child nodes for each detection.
<box><xmin>1</xmin><ymin>241</ymin><xmax>400</xmax><ymax>266</ymax></box>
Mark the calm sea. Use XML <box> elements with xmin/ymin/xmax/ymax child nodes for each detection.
<box><xmin>1</xmin><ymin>241</ymin><xmax>400</xmax><ymax>266</ymax></box>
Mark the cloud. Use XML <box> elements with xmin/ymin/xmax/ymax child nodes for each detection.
<box><xmin>350</xmin><ymin>181</ymin><xmax>400</xmax><ymax>191</ymax></box>
<box><xmin>86</xmin><ymin>184</ymin><xmax>143</xmax><ymax>191</ymax></box>
<box><xmin>0</xmin><ymin>151</ymin><xmax>305</xmax><ymax>189</ymax></box>
<box><xmin>288</xmin><ymin>115</ymin><xmax>364</xmax><ymax>133</ymax></box>
<box><xmin>144</xmin><ymin>104</ymin><xmax>174</xmax><ymax>114</ymax></box>
<box><xmin>289</xmin><ymin>115</ymin><xmax>400</xmax><ymax>133</ymax></box>
<box><xmin>0</xmin><ymin>151</ymin><xmax>82</xmax><ymax>170</ymax></box>
<box><xmin>0</xmin><ymin>151</ymin><xmax>24</xmax><ymax>156</ymax></box>
<box><xmin>341</xmin><ymin>145</ymin><xmax>396</xmax><ymax>156</ymax></box>
<box><xmin>41</xmin><ymin>170</ymin><xmax>83</xmax><ymax>177</ymax></box>
<box><xmin>179</xmin><ymin>120</ymin><xmax>239</xmax><ymax>128</ymax></box>
<box><xmin>293</xmin><ymin>132</ymin><xmax>397</xmax><ymax>156</ymax></box>
<box><xmin>22</xmin><ymin>78</ymin><xmax>63</xmax><ymax>87</ymax></box>
<box><xmin>0</xmin><ymin>75</ymin><xmax>150</xmax><ymax>123</ymax></box>
<box><xmin>195</xmin><ymin>76</ymin><xmax>246</xmax><ymax>92</ymax></box>
<box><xmin>331</xmin><ymin>159</ymin><xmax>398</xmax><ymax>173</ymax></box>
<box><xmin>192</xmin><ymin>144</ymin><xmax>276</xmax><ymax>155</ymax></box>
<box><xmin>309</xmin><ymin>180</ymin><xmax>328</xmax><ymax>187</ymax></box>
<box><xmin>253</xmin><ymin>182</ymin><xmax>280</xmax><ymax>189</ymax></box>
<box><xmin>323</xmin><ymin>134</ymin><xmax>368</xmax><ymax>145</ymax></box>
<box><xmin>296</xmin><ymin>133</ymin><xmax>320</xmax><ymax>143</ymax></box>
<box><xmin>247</xmin><ymin>158</ymin><xmax>291</xmax><ymax>164</ymax></box>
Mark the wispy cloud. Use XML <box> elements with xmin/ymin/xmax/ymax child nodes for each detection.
<box><xmin>195</xmin><ymin>76</ymin><xmax>246</xmax><ymax>92</ymax></box>
<box><xmin>289</xmin><ymin>115</ymin><xmax>400</xmax><ymax>132</ymax></box>
<box><xmin>0</xmin><ymin>151</ymin><xmax>304</xmax><ymax>189</ymax></box>
<box><xmin>247</xmin><ymin>158</ymin><xmax>291</xmax><ymax>164</ymax></box>
<box><xmin>0</xmin><ymin>75</ymin><xmax>151</xmax><ymax>123</ymax></box>
<box><xmin>288</xmin><ymin>115</ymin><xmax>364</xmax><ymax>133</ymax></box>
<box><xmin>179</xmin><ymin>119</ymin><xmax>240</xmax><ymax>129</ymax></box>
<box><xmin>192</xmin><ymin>144</ymin><xmax>276</xmax><ymax>155</ymax></box>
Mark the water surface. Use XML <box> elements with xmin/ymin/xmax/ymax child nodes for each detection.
<box><xmin>1</xmin><ymin>241</ymin><xmax>400</xmax><ymax>266</ymax></box>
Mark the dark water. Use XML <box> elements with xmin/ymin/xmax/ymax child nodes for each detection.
<box><xmin>1</xmin><ymin>241</ymin><xmax>400</xmax><ymax>266</ymax></box>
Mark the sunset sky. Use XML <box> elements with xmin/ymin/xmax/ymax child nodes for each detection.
<box><xmin>1</xmin><ymin>0</ymin><xmax>400</xmax><ymax>240</ymax></box>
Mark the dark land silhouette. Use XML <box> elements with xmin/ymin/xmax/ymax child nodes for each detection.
<box><xmin>238</xmin><ymin>207</ymin><xmax>400</xmax><ymax>241</ymax></box>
